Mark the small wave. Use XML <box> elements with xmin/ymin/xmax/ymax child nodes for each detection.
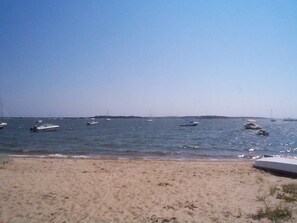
<box><xmin>238</xmin><ymin>154</ymin><xmax>262</xmax><ymax>159</ymax></box>
<box><xmin>10</xmin><ymin>154</ymin><xmax>94</xmax><ymax>159</ymax></box>
<box><xmin>280</xmin><ymin>147</ymin><xmax>297</xmax><ymax>153</ymax></box>
<box><xmin>238</xmin><ymin>154</ymin><xmax>297</xmax><ymax>160</ymax></box>
<box><xmin>72</xmin><ymin>155</ymin><xmax>90</xmax><ymax>159</ymax></box>
<box><xmin>179</xmin><ymin>145</ymin><xmax>200</xmax><ymax>149</ymax></box>
<box><xmin>48</xmin><ymin>154</ymin><xmax>68</xmax><ymax>158</ymax></box>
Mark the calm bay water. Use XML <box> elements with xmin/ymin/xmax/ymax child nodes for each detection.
<box><xmin>0</xmin><ymin>118</ymin><xmax>296</xmax><ymax>160</ymax></box>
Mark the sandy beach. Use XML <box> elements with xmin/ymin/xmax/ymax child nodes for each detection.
<box><xmin>0</xmin><ymin>158</ymin><xmax>296</xmax><ymax>223</ymax></box>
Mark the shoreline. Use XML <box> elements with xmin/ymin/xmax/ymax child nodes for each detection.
<box><xmin>2</xmin><ymin>153</ymin><xmax>256</xmax><ymax>161</ymax></box>
<box><xmin>1</xmin><ymin>157</ymin><xmax>296</xmax><ymax>222</ymax></box>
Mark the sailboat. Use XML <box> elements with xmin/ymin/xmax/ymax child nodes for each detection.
<box><xmin>105</xmin><ymin>110</ymin><xmax>111</xmax><ymax>121</ymax></box>
<box><xmin>146</xmin><ymin>110</ymin><xmax>153</xmax><ymax>122</ymax></box>
<box><xmin>270</xmin><ymin>109</ymin><xmax>276</xmax><ymax>122</ymax></box>
<box><xmin>0</xmin><ymin>97</ymin><xmax>7</xmax><ymax>129</ymax></box>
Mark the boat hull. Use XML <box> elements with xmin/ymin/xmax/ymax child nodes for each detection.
<box><xmin>30</xmin><ymin>124</ymin><xmax>60</xmax><ymax>132</ymax></box>
<box><xmin>257</xmin><ymin>129</ymin><xmax>269</xmax><ymax>136</ymax></box>
<box><xmin>0</xmin><ymin>122</ymin><xmax>7</xmax><ymax>129</ymax></box>
<box><xmin>244</xmin><ymin>124</ymin><xmax>262</xmax><ymax>130</ymax></box>
<box><xmin>87</xmin><ymin>121</ymin><xmax>98</xmax><ymax>125</ymax></box>
<box><xmin>180</xmin><ymin>121</ymin><xmax>199</xmax><ymax>127</ymax></box>
<box><xmin>254</xmin><ymin>157</ymin><xmax>297</xmax><ymax>177</ymax></box>
<box><xmin>180</xmin><ymin>123</ymin><xmax>198</xmax><ymax>127</ymax></box>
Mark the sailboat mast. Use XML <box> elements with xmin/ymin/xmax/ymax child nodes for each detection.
<box><xmin>270</xmin><ymin>109</ymin><xmax>276</xmax><ymax>122</ymax></box>
<box><xmin>0</xmin><ymin>97</ymin><xmax>3</xmax><ymax>118</ymax></box>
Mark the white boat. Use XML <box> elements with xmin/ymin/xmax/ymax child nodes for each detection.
<box><xmin>180</xmin><ymin>121</ymin><xmax>199</xmax><ymax>127</ymax></box>
<box><xmin>87</xmin><ymin>121</ymin><xmax>98</xmax><ymax>125</ymax></box>
<box><xmin>30</xmin><ymin>124</ymin><xmax>60</xmax><ymax>132</ymax></box>
<box><xmin>35</xmin><ymin>119</ymin><xmax>43</xmax><ymax>123</ymax></box>
<box><xmin>254</xmin><ymin>157</ymin><xmax>297</xmax><ymax>176</ymax></box>
<box><xmin>0</xmin><ymin>122</ymin><xmax>7</xmax><ymax>129</ymax></box>
<box><xmin>244</xmin><ymin>119</ymin><xmax>262</xmax><ymax>130</ymax></box>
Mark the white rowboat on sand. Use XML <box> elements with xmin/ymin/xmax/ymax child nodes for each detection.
<box><xmin>254</xmin><ymin>157</ymin><xmax>297</xmax><ymax>176</ymax></box>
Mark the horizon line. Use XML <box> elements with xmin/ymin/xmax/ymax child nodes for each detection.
<box><xmin>1</xmin><ymin>115</ymin><xmax>282</xmax><ymax>119</ymax></box>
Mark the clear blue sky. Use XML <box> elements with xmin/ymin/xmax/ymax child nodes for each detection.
<box><xmin>1</xmin><ymin>0</ymin><xmax>297</xmax><ymax>118</ymax></box>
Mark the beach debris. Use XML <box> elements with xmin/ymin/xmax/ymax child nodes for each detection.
<box><xmin>163</xmin><ymin>205</ymin><xmax>176</xmax><ymax>211</ymax></box>
<box><xmin>149</xmin><ymin>215</ymin><xmax>177</xmax><ymax>223</ymax></box>
<box><xmin>157</xmin><ymin>182</ymin><xmax>172</xmax><ymax>186</ymax></box>
<box><xmin>184</xmin><ymin>201</ymin><xmax>198</xmax><ymax>211</ymax></box>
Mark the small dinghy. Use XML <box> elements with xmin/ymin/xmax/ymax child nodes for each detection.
<box><xmin>254</xmin><ymin>157</ymin><xmax>297</xmax><ymax>176</ymax></box>
<box><xmin>257</xmin><ymin>129</ymin><xmax>269</xmax><ymax>136</ymax></box>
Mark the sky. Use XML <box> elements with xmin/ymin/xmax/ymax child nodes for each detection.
<box><xmin>0</xmin><ymin>0</ymin><xmax>297</xmax><ymax>118</ymax></box>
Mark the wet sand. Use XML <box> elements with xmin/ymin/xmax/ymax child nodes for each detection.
<box><xmin>0</xmin><ymin>158</ymin><xmax>296</xmax><ymax>222</ymax></box>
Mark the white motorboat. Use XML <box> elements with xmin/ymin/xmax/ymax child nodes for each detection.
<box><xmin>244</xmin><ymin>119</ymin><xmax>262</xmax><ymax>130</ymax></box>
<box><xmin>30</xmin><ymin>124</ymin><xmax>60</xmax><ymax>132</ymax></box>
<box><xmin>35</xmin><ymin>119</ymin><xmax>43</xmax><ymax>123</ymax></box>
<box><xmin>87</xmin><ymin>121</ymin><xmax>98</xmax><ymax>125</ymax></box>
<box><xmin>254</xmin><ymin>157</ymin><xmax>297</xmax><ymax>176</ymax></box>
<box><xmin>0</xmin><ymin>122</ymin><xmax>7</xmax><ymax>129</ymax></box>
<box><xmin>180</xmin><ymin>121</ymin><xmax>199</xmax><ymax>127</ymax></box>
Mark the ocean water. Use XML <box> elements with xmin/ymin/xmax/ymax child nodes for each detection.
<box><xmin>0</xmin><ymin>118</ymin><xmax>296</xmax><ymax>160</ymax></box>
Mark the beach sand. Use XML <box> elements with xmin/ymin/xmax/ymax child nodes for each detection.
<box><xmin>0</xmin><ymin>158</ymin><xmax>296</xmax><ymax>223</ymax></box>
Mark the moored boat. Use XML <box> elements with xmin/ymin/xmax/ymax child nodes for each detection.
<box><xmin>30</xmin><ymin>124</ymin><xmax>60</xmax><ymax>132</ymax></box>
<box><xmin>0</xmin><ymin>122</ymin><xmax>7</xmax><ymax>129</ymax></box>
<box><xmin>284</xmin><ymin>118</ymin><xmax>297</xmax><ymax>122</ymax></box>
<box><xmin>244</xmin><ymin>119</ymin><xmax>262</xmax><ymax>130</ymax></box>
<box><xmin>257</xmin><ymin>129</ymin><xmax>269</xmax><ymax>136</ymax></box>
<box><xmin>87</xmin><ymin>121</ymin><xmax>98</xmax><ymax>125</ymax></box>
<box><xmin>180</xmin><ymin>121</ymin><xmax>199</xmax><ymax>127</ymax></box>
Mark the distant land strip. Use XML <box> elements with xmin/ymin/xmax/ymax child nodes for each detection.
<box><xmin>3</xmin><ymin>116</ymin><xmax>269</xmax><ymax>119</ymax></box>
